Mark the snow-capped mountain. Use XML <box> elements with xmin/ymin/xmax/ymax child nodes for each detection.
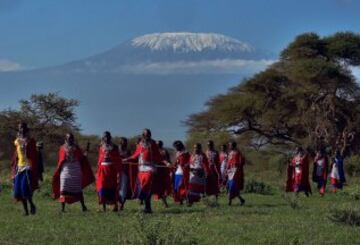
<box><xmin>131</xmin><ymin>32</ymin><xmax>254</xmax><ymax>53</ymax></box>
<box><xmin>46</xmin><ymin>32</ymin><xmax>271</xmax><ymax>74</ymax></box>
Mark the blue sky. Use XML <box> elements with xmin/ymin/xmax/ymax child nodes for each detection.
<box><xmin>0</xmin><ymin>0</ymin><xmax>360</xmax><ymax>145</ymax></box>
<box><xmin>1</xmin><ymin>0</ymin><xmax>360</xmax><ymax>69</ymax></box>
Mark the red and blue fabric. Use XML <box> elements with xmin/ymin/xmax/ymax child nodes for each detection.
<box><xmin>330</xmin><ymin>155</ymin><xmax>346</xmax><ymax>192</ymax></box>
<box><xmin>312</xmin><ymin>156</ymin><xmax>328</xmax><ymax>195</ymax></box>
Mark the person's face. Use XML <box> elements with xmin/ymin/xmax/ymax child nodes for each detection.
<box><xmin>194</xmin><ymin>144</ymin><xmax>201</xmax><ymax>154</ymax></box>
<box><xmin>142</xmin><ymin>130</ymin><xmax>151</xmax><ymax>141</ymax></box>
<box><xmin>221</xmin><ymin>145</ymin><xmax>227</xmax><ymax>152</ymax></box>
<box><xmin>103</xmin><ymin>133</ymin><xmax>111</xmax><ymax>144</ymax></box>
<box><xmin>207</xmin><ymin>142</ymin><xmax>214</xmax><ymax>150</ymax></box>
<box><xmin>65</xmin><ymin>134</ymin><xmax>75</xmax><ymax>146</ymax></box>
<box><xmin>120</xmin><ymin>140</ymin><xmax>127</xmax><ymax>149</ymax></box>
<box><xmin>18</xmin><ymin>123</ymin><xmax>28</xmax><ymax>136</ymax></box>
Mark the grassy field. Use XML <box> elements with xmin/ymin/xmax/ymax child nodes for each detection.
<box><xmin>1</xmin><ymin>166</ymin><xmax>360</xmax><ymax>245</ymax></box>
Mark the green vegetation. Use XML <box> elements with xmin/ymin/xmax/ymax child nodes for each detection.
<box><xmin>186</xmin><ymin>32</ymin><xmax>360</xmax><ymax>155</ymax></box>
<box><xmin>1</xmin><ymin>160</ymin><xmax>360</xmax><ymax>244</ymax></box>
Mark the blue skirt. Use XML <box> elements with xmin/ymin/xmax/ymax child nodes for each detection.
<box><xmin>13</xmin><ymin>168</ymin><xmax>33</xmax><ymax>201</ymax></box>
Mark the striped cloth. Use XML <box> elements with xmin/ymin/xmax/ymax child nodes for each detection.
<box><xmin>188</xmin><ymin>169</ymin><xmax>205</xmax><ymax>203</ymax></box>
<box><xmin>60</xmin><ymin>161</ymin><xmax>82</xmax><ymax>203</ymax></box>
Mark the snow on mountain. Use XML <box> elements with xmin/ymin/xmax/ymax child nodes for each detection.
<box><xmin>131</xmin><ymin>32</ymin><xmax>254</xmax><ymax>53</ymax></box>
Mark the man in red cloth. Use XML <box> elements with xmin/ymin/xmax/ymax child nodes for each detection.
<box><xmin>205</xmin><ymin>140</ymin><xmax>221</xmax><ymax>201</ymax></box>
<box><xmin>96</xmin><ymin>131</ymin><xmax>122</xmax><ymax>212</ymax></box>
<box><xmin>52</xmin><ymin>133</ymin><xmax>95</xmax><ymax>212</ymax></box>
<box><xmin>152</xmin><ymin>140</ymin><xmax>171</xmax><ymax>208</ymax></box>
<box><xmin>12</xmin><ymin>122</ymin><xmax>39</xmax><ymax>216</ymax></box>
<box><xmin>123</xmin><ymin>129</ymin><xmax>163</xmax><ymax>213</ymax></box>
<box><xmin>226</xmin><ymin>141</ymin><xmax>245</xmax><ymax>206</ymax></box>
<box><xmin>286</xmin><ymin>147</ymin><xmax>311</xmax><ymax>196</ymax></box>
<box><xmin>172</xmin><ymin>140</ymin><xmax>190</xmax><ymax>205</ymax></box>
<box><xmin>312</xmin><ymin>148</ymin><xmax>328</xmax><ymax>196</ymax></box>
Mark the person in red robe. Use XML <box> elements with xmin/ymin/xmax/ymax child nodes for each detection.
<box><xmin>312</xmin><ymin>148</ymin><xmax>328</xmax><ymax>196</ymax></box>
<box><xmin>219</xmin><ymin>144</ymin><xmax>228</xmax><ymax>188</ymax></box>
<box><xmin>151</xmin><ymin>140</ymin><xmax>171</xmax><ymax>208</ymax></box>
<box><xmin>52</xmin><ymin>133</ymin><xmax>95</xmax><ymax>212</ymax></box>
<box><xmin>118</xmin><ymin>137</ymin><xmax>136</xmax><ymax>210</ymax></box>
<box><xmin>11</xmin><ymin>122</ymin><xmax>39</xmax><ymax>216</ymax></box>
<box><xmin>286</xmin><ymin>147</ymin><xmax>311</xmax><ymax>196</ymax></box>
<box><xmin>96</xmin><ymin>131</ymin><xmax>122</xmax><ymax>212</ymax></box>
<box><xmin>172</xmin><ymin>140</ymin><xmax>190</xmax><ymax>205</ymax></box>
<box><xmin>226</xmin><ymin>141</ymin><xmax>245</xmax><ymax>206</ymax></box>
<box><xmin>123</xmin><ymin>129</ymin><xmax>163</xmax><ymax>213</ymax></box>
<box><xmin>188</xmin><ymin>143</ymin><xmax>210</xmax><ymax>206</ymax></box>
<box><xmin>205</xmin><ymin>140</ymin><xmax>221</xmax><ymax>200</ymax></box>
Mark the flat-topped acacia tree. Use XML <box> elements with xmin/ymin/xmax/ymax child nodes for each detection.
<box><xmin>186</xmin><ymin>32</ymin><xmax>360</xmax><ymax>154</ymax></box>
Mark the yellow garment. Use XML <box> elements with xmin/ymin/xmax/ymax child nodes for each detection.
<box><xmin>14</xmin><ymin>138</ymin><xmax>28</xmax><ymax>167</ymax></box>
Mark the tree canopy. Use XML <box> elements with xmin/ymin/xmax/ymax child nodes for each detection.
<box><xmin>185</xmin><ymin>32</ymin><xmax>360</xmax><ymax>154</ymax></box>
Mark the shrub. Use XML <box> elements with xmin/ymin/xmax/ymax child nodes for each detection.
<box><xmin>132</xmin><ymin>212</ymin><xmax>199</xmax><ymax>245</ymax></box>
<box><xmin>268</xmin><ymin>153</ymin><xmax>290</xmax><ymax>175</ymax></box>
<box><xmin>245</xmin><ymin>179</ymin><xmax>273</xmax><ymax>195</ymax></box>
<box><xmin>329</xmin><ymin>206</ymin><xmax>360</xmax><ymax>226</ymax></box>
<box><xmin>345</xmin><ymin>154</ymin><xmax>360</xmax><ymax>177</ymax></box>
<box><xmin>282</xmin><ymin>193</ymin><xmax>302</xmax><ymax>210</ymax></box>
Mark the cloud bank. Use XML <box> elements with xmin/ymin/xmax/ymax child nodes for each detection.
<box><xmin>0</xmin><ymin>59</ymin><xmax>23</xmax><ymax>72</ymax></box>
<box><xmin>120</xmin><ymin>59</ymin><xmax>275</xmax><ymax>75</ymax></box>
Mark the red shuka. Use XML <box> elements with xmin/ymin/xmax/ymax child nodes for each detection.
<box><xmin>173</xmin><ymin>151</ymin><xmax>190</xmax><ymax>202</ymax></box>
<box><xmin>11</xmin><ymin>137</ymin><xmax>39</xmax><ymax>192</ymax></box>
<box><xmin>128</xmin><ymin>140</ymin><xmax>162</xmax><ymax>198</ymax></box>
<box><xmin>205</xmin><ymin>150</ymin><xmax>221</xmax><ymax>196</ymax></box>
<box><xmin>120</xmin><ymin>148</ymin><xmax>137</xmax><ymax>199</ymax></box>
<box><xmin>96</xmin><ymin>144</ymin><xmax>122</xmax><ymax>204</ymax></box>
<box><xmin>286</xmin><ymin>154</ymin><xmax>311</xmax><ymax>193</ymax></box>
<box><xmin>227</xmin><ymin>150</ymin><xmax>245</xmax><ymax>192</ymax></box>
<box><xmin>52</xmin><ymin>145</ymin><xmax>95</xmax><ymax>200</ymax></box>
<box><xmin>153</xmin><ymin>148</ymin><xmax>172</xmax><ymax>199</ymax></box>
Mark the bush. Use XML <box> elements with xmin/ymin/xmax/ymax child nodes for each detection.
<box><xmin>340</xmin><ymin>186</ymin><xmax>360</xmax><ymax>200</ymax></box>
<box><xmin>268</xmin><ymin>153</ymin><xmax>290</xmax><ymax>175</ymax></box>
<box><xmin>329</xmin><ymin>206</ymin><xmax>360</xmax><ymax>226</ymax></box>
<box><xmin>345</xmin><ymin>154</ymin><xmax>360</xmax><ymax>177</ymax></box>
<box><xmin>282</xmin><ymin>194</ymin><xmax>302</xmax><ymax>210</ymax></box>
<box><xmin>132</xmin><ymin>212</ymin><xmax>199</xmax><ymax>244</ymax></box>
<box><xmin>245</xmin><ymin>179</ymin><xmax>273</xmax><ymax>195</ymax></box>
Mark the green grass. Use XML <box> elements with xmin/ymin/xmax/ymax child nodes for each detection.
<box><xmin>1</xmin><ymin>169</ymin><xmax>360</xmax><ymax>244</ymax></box>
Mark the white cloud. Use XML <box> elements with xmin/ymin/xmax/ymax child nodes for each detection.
<box><xmin>119</xmin><ymin>59</ymin><xmax>276</xmax><ymax>75</ymax></box>
<box><xmin>0</xmin><ymin>59</ymin><xmax>23</xmax><ymax>72</ymax></box>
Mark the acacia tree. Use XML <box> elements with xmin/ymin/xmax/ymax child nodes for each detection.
<box><xmin>0</xmin><ymin>93</ymin><xmax>80</xmax><ymax>160</ymax></box>
<box><xmin>186</xmin><ymin>32</ymin><xmax>360</xmax><ymax>154</ymax></box>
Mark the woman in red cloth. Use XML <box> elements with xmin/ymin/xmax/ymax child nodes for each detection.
<box><xmin>188</xmin><ymin>143</ymin><xmax>209</xmax><ymax>206</ymax></box>
<box><xmin>226</xmin><ymin>141</ymin><xmax>246</xmax><ymax>206</ymax></box>
<box><xmin>123</xmin><ymin>129</ymin><xmax>163</xmax><ymax>213</ymax></box>
<box><xmin>172</xmin><ymin>140</ymin><xmax>190</xmax><ymax>205</ymax></box>
<box><xmin>12</xmin><ymin>122</ymin><xmax>39</xmax><ymax>216</ymax></box>
<box><xmin>96</xmin><ymin>131</ymin><xmax>122</xmax><ymax>212</ymax></box>
<box><xmin>52</xmin><ymin>133</ymin><xmax>95</xmax><ymax>212</ymax></box>
<box><xmin>118</xmin><ymin>137</ymin><xmax>136</xmax><ymax>210</ymax></box>
<box><xmin>219</xmin><ymin>144</ymin><xmax>229</xmax><ymax>188</ymax></box>
<box><xmin>286</xmin><ymin>147</ymin><xmax>311</xmax><ymax>196</ymax></box>
<box><xmin>205</xmin><ymin>140</ymin><xmax>220</xmax><ymax>201</ymax></box>
<box><xmin>152</xmin><ymin>140</ymin><xmax>171</xmax><ymax>208</ymax></box>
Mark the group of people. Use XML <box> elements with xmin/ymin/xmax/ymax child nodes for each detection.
<box><xmin>286</xmin><ymin>146</ymin><xmax>346</xmax><ymax>197</ymax></box>
<box><xmin>8</xmin><ymin>122</ymin><xmax>246</xmax><ymax>216</ymax></box>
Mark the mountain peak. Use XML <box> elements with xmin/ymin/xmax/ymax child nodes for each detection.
<box><xmin>131</xmin><ymin>32</ymin><xmax>254</xmax><ymax>53</ymax></box>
